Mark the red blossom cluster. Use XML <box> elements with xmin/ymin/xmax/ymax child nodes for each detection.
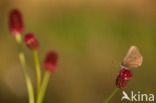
<box><xmin>116</xmin><ymin>68</ymin><xmax>133</xmax><ymax>88</ymax></box>
<box><xmin>9</xmin><ymin>9</ymin><xmax>58</xmax><ymax>72</ymax></box>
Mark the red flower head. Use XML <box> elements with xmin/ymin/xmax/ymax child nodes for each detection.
<box><xmin>24</xmin><ymin>33</ymin><xmax>39</xmax><ymax>50</ymax></box>
<box><xmin>44</xmin><ymin>51</ymin><xmax>58</xmax><ymax>72</ymax></box>
<box><xmin>9</xmin><ymin>9</ymin><xmax>24</xmax><ymax>35</ymax></box>
<box><xmin>119</xmin><ymin>68</ymin><xmax>132</xmax><ymax>80</ymax></box>
<box><xmin>115</xmin><ymin>69</ymin><xmax>133</xmax><ymax>88</ymax></box>
<box><xmin>115</xmin><ymin>75</ymin><xmax>128</xmax><ymax>89</ymax></box>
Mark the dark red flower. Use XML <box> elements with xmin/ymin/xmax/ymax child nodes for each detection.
<box><xmin>44</xmin><ymin>51</ymin><xmax>58</xmax><ymax>72</ymax></box>
<box><xmin>115</xmin><ymin>75</ymin><xmax>128</xmax><ymax>89</ymax></box>
<box><xmin>115</xmin><ymin>68</ymin><xmax>133</xmax><ymax>88</ymax></box>
<box><xmin>119</xmin><ymin>68</ymin><xmax>132</xmax><ymax>80</ymax></box>
<box><xmin>24</xmin><ymin>33</ymin><xmax>39</xmax><ymax>50</ymax></box>
<box><xmin>9</xmin><ymin>9</ymin><xmax>24</xmax><ymax>35</ymax></box>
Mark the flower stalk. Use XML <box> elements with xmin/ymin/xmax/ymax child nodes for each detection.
<box><xmin>15</xmin><ymin>34</ymin><xmax>35</xmax><ymax>103</ymax></box>
<box><xmin>33</xmin><ymin>50</ymin><xmax>41</xmax><ymax>95</ymax></box>
<box><xmin>36</xmin><ymin>71</ymin><xmax>51</xmax><ymax>103</ymax></box>
<box><xmin>104</xmin><ymin>88</ymin><xmax>119</xmax><ymax>103</ymax></box>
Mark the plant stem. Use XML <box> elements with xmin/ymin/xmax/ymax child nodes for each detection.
<box><xmin>15</xmin><ymin>34</ymin><xmax>35</xmax><ymax>103</ymax></box>
<box><xmin>33</xmin><ymin>50</ymin><xmax>41</xmax><ymax>95</ymax></box>
<box><xmin>36</xmin><ymin>71</ymin><xmax>51</xmax><ymax>103</ymax></box>
<box><xmin>104</xmin><ymin>88</ymin><xmax>119</xmax><ymax>103</ymax></box>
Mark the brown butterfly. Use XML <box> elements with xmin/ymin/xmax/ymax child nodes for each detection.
<box><xmin>121</xmin><ymin>46</ymin><xmax>143</xmax><ymax>69</ymax></box>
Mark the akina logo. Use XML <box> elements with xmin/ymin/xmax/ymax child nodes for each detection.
<box><xmin>121</xmin><ymin>91</ymin><xmax>155</xmax><ymax>102</ymax></box>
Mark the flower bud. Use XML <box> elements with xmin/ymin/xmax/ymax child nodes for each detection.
<box><xmin>44</xmin><ymin>51</ymin><xmax>58</xmax><ymax>72</ymax></box>
<box><xmin>24</xmin><ymin>33</ymin><xmax>39</xmax><ymax>50</ymax></box>
<box><xmin>9</xmin><ymin>9</ymin><xmax>24</xmax><ymax>35</ymax></box>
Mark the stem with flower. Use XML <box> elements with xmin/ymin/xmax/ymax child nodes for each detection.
<box><xmin>9</xmin><ymin>9</ymin><xmax>58</xmax><ymax>103</ymax></box>
<box><xmin>24</xmin><ymin>33</ymin><xmax>41</xmax><ymax>95</ymax></box>
<box><xmin>36</xmin><ymin>51</ymin><xmax>58</xmax><ymax>103</ymax></box>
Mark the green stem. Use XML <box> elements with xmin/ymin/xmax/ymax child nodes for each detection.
<box><xmin>33</xmin><ymin>50</ymin><xmax>41</xmax><ymax>95</ymax></box>
<box><xmin>15</xmin><ymin>34</ymin><xmax>35</xmax><ymax>103</ymax></box>
<box><xmin>36</xmin><ymin>71</ymin><xmax>51</xmax><ymax>103</ymax></box>
<box><xmin>104</xmin><ymin>88</ymin><xmax>119</xmax><ymax>103</ymax></box>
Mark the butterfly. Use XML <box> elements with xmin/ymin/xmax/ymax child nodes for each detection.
<box><xmin>121</xmin><ymin>46</ymin><xmax>143</xmax><ymax>69</ymax></box>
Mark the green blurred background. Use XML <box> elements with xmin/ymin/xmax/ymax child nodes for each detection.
<box><xmin>0</xmin><ymin>0</ymin><xmax>156</xmax><ymax>103</ymax></box>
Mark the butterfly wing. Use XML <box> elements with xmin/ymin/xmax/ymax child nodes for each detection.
<box><xmin>121</xmin><ymin>46</ymin><xmax>143</xmax><ymax>69</ymax></box>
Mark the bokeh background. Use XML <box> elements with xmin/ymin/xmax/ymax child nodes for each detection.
<box><xmin>0</xmin><ymin>0</ymin><xmax>156</xmax><ymax>103</ymax></box>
